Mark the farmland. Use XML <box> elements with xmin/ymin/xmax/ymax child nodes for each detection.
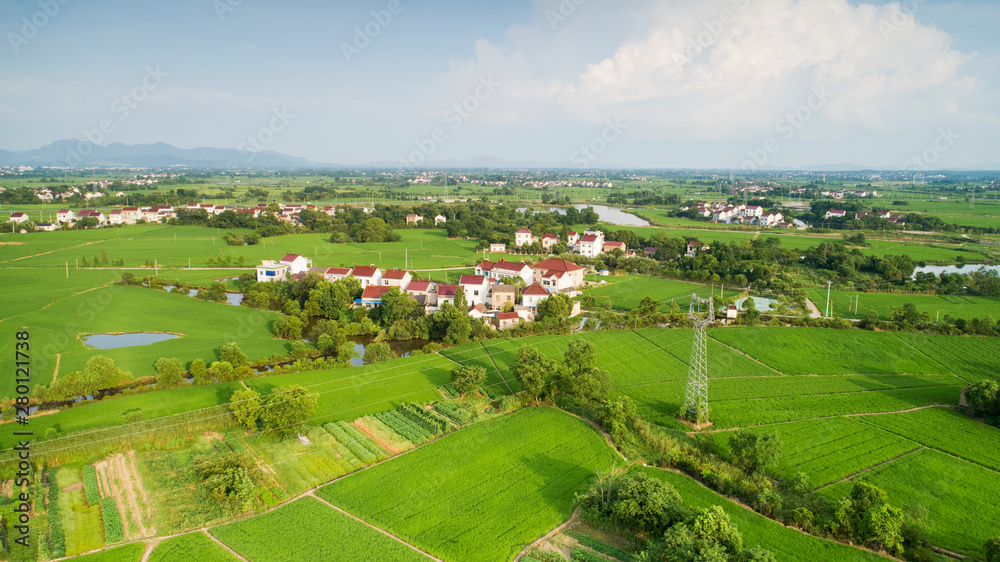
<box><xmin>804</xmin><ymin>287</ymin><xmax>1000</xmax><ymax>322</ymax></box>
<box><xmin>149</xmin><ymin>532</ymin><xmax>241</xmax><ymax>562</ymax></box>
<box><xmin>578</xmin><ymin>275</ymin><xmax>703</xmax><ymax>312</ymax></box>
<box><xmin>210</xmin><ymin>496</ymin><xmax>430</xmax><ymax>562</ymax></box>
<box><xmin>896</xmin><ymin>332</ymin><xmax>1000</xmax><ymax>382</ymax></box>
<box><xmin>317</xmin><ymin>407</ymin><xmax>619</xmax><ymax>562</ymax></box>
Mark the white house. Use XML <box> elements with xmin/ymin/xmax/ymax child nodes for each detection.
<box><xmin>824</xmin><ymin>210</ymin><xmax>847</xmax><ymax>219</ymax></box>
<box><xmin>350</xmin><ymin>265</ymin><xmax>383</xmax><ymax>287</ymax></box>
<box><xmin>459</xmin><ymin>274</ymin><xmax>489</xmax><ymax>307</ymax></box>
<box><xmin>434</xmin><ymin>214</ymin><xmax>447</xmax><ymax>225</ymax></box>
<box><xmin>257</xmin><ymin>260</ymin><xmax>290</xmax><ymax>282</ymax></box>
<box><xmin>742</xmin><ymin>205</ymin><xmax>763</xmax><ymax>218</ymax></box>
<box><xmin>567</xmin><ymin>231</ymin><xmax>580</xmax><ymax>245</ymax></box>
<box><xmin>406</xmin><ymin>214</ymin><xmax>424</xmax><ymax>225</ymax></box>
<box><xmin>760</xmin><ymin>212</ymin><xmax>784</xmax><ymax>226</ymax></box>
<box><xmin>489</xmin><ymin>243</ymin><xmax>506</xmax><ymax>253</ymax></box>
<box><xmin>532</xmin><ymin>258</ymin><xmax>585</xmax><ymax>292</ymax></box>
<box><xmin>602</xmin><ymin>241</ymin><xmax>627</xmax><ymax>255</ymax></box>
<box><xmin>8</xmin><ymin>212</ymin><xmax>28</xmax><ymax>224</ymax></box>
<box><xmin>107</xmin><ymin>210</ymin><xmax>125</xmax><ymax>225</ymax></box>
<box><xmin>515</xmin><ymin>228</ymin><xmax>536</xmax><ymax>248</ymax></box>
<box><xmin>578</xmin><ymin>233</ymin><xmax>604</xmax><ymax>258</ymax></box>
<box><xmin>77</xmin><ymin>210</ymin><xmax>106</xmax><ymax>224</ymax></box>
<box><xmin>686</xmin><ymin>240</ymin><xmax>708</xmax><ymax>258</ymax></box>
<box><xmin>35</xmin><ymin>222</ymin><xmax>57</xmax><ymax>231</ymax></box>
<box><xmin>323</xmin><ymin>267</ymin><xmax>353</xmax><ymax>282</ymax></box>
<box><xmin>478</xmin><ymin>259</ymin><xmax>534</xmax><ymax>285</ymax></box>
<box><xmin>279</xmin><ymin>254</ymin><xmax>312</xmax><ymax>275</ymax></box>
<box><xmin>56</xmin><ymin>209</ymin><xmax>75</xmax><ymax>223</ymax></box>
<box><xmin>522</xmin><ymin>284</ymin><xmax>549</xmax><ymax>308</ymax></box>
<box><xmin>357</xmin><ymin>286</ymin><xmax>395</xmax><ymax>309</ymax></box>
<box><xmin>121</xmin><ymin>207</ymin><xmax>142</xmax><ymax>224</ymax></box>
<box><xmin>436</xmin><ymin>284</ymin><xmax>458</xmax><ymax>307</ymax></box>
<box><xmin>381</xmin><ymin>269</ymin><xmax>412</xmax><ymax>288</ymax></box>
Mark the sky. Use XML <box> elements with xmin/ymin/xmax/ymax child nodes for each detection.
<box><xmin>0</xmin><ymin>0</ymin><xmax>998</xmax><ymax>170</ymax></box>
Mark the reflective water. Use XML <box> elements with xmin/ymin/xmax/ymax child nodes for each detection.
<box><xmin>517</xmin><ymin>205</ymin><xmax>650</xmax><ymax>226</ymax></box>
<box><xmin>83</xmin><ymin>332</ymin><xmax>180</xmax><ymax>349</ymax></box>
<box><xmin>913</xmin><ymin>264</ymin><xmax>1000</xmax><ymax>276</ymax></box>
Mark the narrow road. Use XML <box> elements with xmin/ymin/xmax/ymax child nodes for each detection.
<box><xmin>805</xmin><ymin>298</ymin><xmax>822</xmax><ymax>318</ymax></box>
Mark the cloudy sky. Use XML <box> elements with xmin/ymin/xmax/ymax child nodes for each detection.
<box><xmin>1</xmin><ymin>0</ymin><xmax>997</xmax><ymax>169</ymax></box>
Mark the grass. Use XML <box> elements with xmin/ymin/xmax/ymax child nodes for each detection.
<box><xmin>708</xmin><ymin>327</ymin><xmax>946</xmax><ymax>376</ymax></box>
<box><xmin>317</xmin><ymin>407</ymin><xmax>619</xmax><ymax>562</ymax></box>
<box><xmin>638</xmin><ymin>467</ymin><xmax>887</xmax><ymax>561</ymax></box>
<box><xmin>148</xmin><ymin>531</ymin><xmax>242</xmax><ymax>562</ymax></box>
<box><xmin>804</xmin><ymin>287</ymin><xmax>1000</xmax><ymax>322</ymax></box>
<box><xmin>67</xmin><ymin>543</ymin><xmax>146</xmax><ymax>561</ymax></box>
<box><xmin>636</xmin><ymin>328</ymin><xmax>783</xmax><ymax>379</ymax></box>
<box><xmin>55</xmin><ymin>467</ymin><xmax>105</xmax><ymax>556</ymax></box>
<box><xmin>210</xmin><ymin>496</ymin><xmax>429</xmax><ymax>562</ymax></box>
<box><xmin>579</xmin><ymin>276</ymin><xmax>702</xmax><ymax>312</ymax></box>
<box><xmin>896</xmin><ymin>332</ymin><xmax>1000</xmax><ymax>382</ymax></box>
<box><xmin>821</xmin><ymin>449</ymin><xmax>1000</xmax><ymax>559</ymax></box>
<box><xmin>245</xmin><ymin>425</ymin><xmax>363</xmax><ymax>496</ymax></box>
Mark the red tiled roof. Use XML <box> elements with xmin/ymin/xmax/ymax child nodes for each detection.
<box><xmin>497</xmin><ymin>312</ymin><xmax>520</xmax><ymax>321</ymax></box>
<box><xmin>542</xmin><ymin>233</ymin><xmax>557</xmax><ymax>239</ymax></box>
<box><xmin>280</xmin><ymin>254</ymin><xmax>302</xmax><ymax>262</ymax></box>
<box><xmin>523</xmin><ymin>284</ymin><xmax>549</xmax><ymax>296</ymax></box>
<box><xmin>516</xmin><ymin>228</ymin><xmax>532</xmax><ymax>234</ymax></box>
<box><xmin>580</xmin><ymin>234</ymin><xmax>599</xmax><ymax>243</ymax></box>
<box><xmin>57</xmin><ymin>209</ymin><xmax>70</xmax><ymax>213</ymax></box>
<box><xmin>459</xmin><ymin>275</ymin><xmax>486</xmax><ymax>285</ymax></box>
<box><xmin>361</xmin><ymin>286</ymin><xmax>395</xmax><ymax>300</ymax></box>
<box><xmin>10</xmin><ymin>212</ymin><xmax>26</xmax><ymax>217</ymax></box>
<box><xmin>494</xmin><ymin>260</ymin><xmax>529</xmax><ymax>272</ymax></box>
<box><xmin>382</xmin><ymin>269</ymin><xmax>410</xmax><ymax>280</ymax></box>
<box><xmin>351</xmin><ymin>266</ymin><xmax>379</xmax><ymax>278</ymax></box>
<box><xmin>532</xmin><ymin>258</ymin><xmax>583</xmax><ymax>273</ymax></box>
<box><xmin>567</xmin><ymin>231</ymin><xmax>577</xmax><ymax>236</ymax></box>
<box><xmin>437</xmin><ymin>284</ymin><xmax>458</xmax><ymax>297</ymax></box>
<box><xmin>405</xmin><ymin>280</ymin><xmax>431</xmax><ymax>293</ymax></box>
<box><xmin>326</xmin><ymin>267</ymin><xmax>353</xmax><ymax>275</ymax></box>
<box><xmin>477</xmin><ymin>260</ymin><xmax>496</xmax><ymax>271</ymax></box>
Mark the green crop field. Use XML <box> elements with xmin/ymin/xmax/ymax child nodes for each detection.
<box><xmin>318</xmin><ymin>407</ymin><xmax>618</xmax><ymax>562</ymax></box>
<box><xmin>66</xmin><ymin>543</ymin><xmax>146</xmax><ymax>562</ymax></box>
<box><xmin>439</xmin><ymin>341</ymin><xmax>512</xmax><ymax>394</ymax></box>
<box><xmin>210</xmin><ymin>496</ymin><xmax>429</xmax><ymax>562</ymax></box>
<box><xmin>804</xmin><ymin>287</ymin><xmax>1000</xmax><ymax>322</ymax></box>
<box><xmin>54</xmin><ymin>467</ymin><xmax>105</xmax><ymax>557</ymax></box>
<box><xmin>637</xmin><ymin>468</ymin><xmax>887</xmax><ymax>561</ymax></box>
<box><xmin>897</xmin><ymin>333</ymin><xmax>1000</xmax><ymax>382</ymax></box>
<box><xmin>579</xmin><ymin>276</ymin><xmax>703</xmax><ymax>312</ymax></box>
<box><xmin>822</xmin><ymin>449</ymin><xmax>1000</xmax><ymax>559</ymax></box>
<box><xmin>708</xmin><ymin>328</ymin><xmax>946</xmax><ymax>376</ymax></box>
<box><xmin>636</xmin><ymin>328</ymin><xmax>783</xmax><ymax>379</ymax></box>
<box><xmin>149</xmin><ymin>531</ymin><xmax>240</xmax><ymax>562</ymax></box>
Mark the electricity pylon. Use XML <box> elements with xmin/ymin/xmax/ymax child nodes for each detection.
<box><xmin>683</xmin><ymin>293</ymin><xmax>714</xmax><ymax>426</ymax></box>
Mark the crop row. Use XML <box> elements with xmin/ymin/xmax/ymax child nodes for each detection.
<box><xmin>897</xmin><ymin>333</ymin><xmax>1000</xmax><ymax>382</ymax></box>
<box><xmin>353</xmin><ymin>417</ymin><xmax>414</xmax><ymax>453</ymax></box>
<box><xmin>323</xmin><ymin>421</ymin><xmax>388</xmax><ymax>464</ymax></box>
<box><xmin>46</xmin><ymin>472</ymin><xmax>66</xmax><ymax>558</ymax></box>
<box><xmin>374</xmin><ymin>410</ymin><xmax>433</xmax><ymax>444</ymax></box>
<box><xmin>433</xmin><ymin>401</ymin><xmax>471</xmax><ymax>424</ymax></box>
<box><xmin>710</xmin><ymin>374</ymin><xmax>959</xmax><ymax>403</ymax></box>
<box><xmin>566</xmin><ymin>530</ymin><xmax>634</xmax><ymax>561</ymax></box>
<box><xmin>100</xmin><ymin>497</ymin><xmax>124</xmax><ymax>543</ymax></box>
<box><xmin>82</xmin><ymin>465</ymin><xmax>101</xmax><ymax>506</ymax></box>
<box><xmin>398</xmin><ymin>403</ymin><xmax>449</xmax><ymax>435</ymax></box>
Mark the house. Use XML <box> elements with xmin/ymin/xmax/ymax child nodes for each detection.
<box><xmin>35</xmin><ymin>222</ymin><xmax>57</xmax><ymax>231</ymax></box>
<box><xmin>489</xmin><ymin>243</ymin><xmax>506</xmax><ymax>253</ymax></box>
<box><xmin>350</xmin><ymin>265</ymin><xmax>382</xmax><ymax>287</ymax></box>
<box><xmin>531</xmin><ymin>258</ymin><xmax>585</xmax><ymax>292</ymax></box>
<box><xmin>742</xmin><ymin>205</ymin><xmax>763</xmax><ymax>218</ymax></box>
<box><xmin>824</xmin><ymin>210</ymin><xmax>847</xmax><ymax>219</ymax></box>
<box><xmin>107</xmin><ymin>210</ymin><xmax>125</xmax><ymax>225</ymax></box>
<box><xmin>323</xmin><ymin>267</ymin><xmax>354</xmax><ymax>282</ymax></box>
<box><xmin>56</xmin><ymin>209</ymin><xmax>74</xmax><ymax>223</ymax></box>
<box><xmin>141</xmin><ymin>208</ymin><xmax>161</xmax><ymax>222</ymax></box>
<box><xmin>522</xmin><ymin>284</ymin><xmax>550</xmax><ymax>308</ymax></box>
<box><xmin>257</xmin><ymin>260</ymin><xmax>291</xmax><ymax>282</ymax></box>
<box><xmin>567</xmin><ymin>231</ymin><xmax>580</xmax><ymax>245</ymax></box>
<box><xmin>121</xmin><ymin>207</ymin><xmax>142</xmax><ymax>224</ymax></box>
<box><xmin>406</xmin><ymin>214</ymin><xmax>424</xmax><ymax>225</ymax></box>
<box><xmin>459</xmin><ymin>274</ymin><xmax>489</xmax><ymax>306</ymax></box>
<box><xmin>760</xmin><ymin>212</ymin><xmax>784</xmax><ymax>226</ymax></box>
<box><xmin>436</xmin><ymin>284</ymin><xmax>459</xmax><ymax>307</ymax></box>
<box><xmin>357</xmin><ymin>285</ymin><xmax>396</xmax><ymax>309</ymax></box>
<box><xmin>578</xmin><ymin>233</ymin><xmax>604</xmax><ymax>258</ymax></box>
<box><xmin>320</xmin><ymin>206</ymin><xmax>337</xmax><ymax>216</ymax></box>
<box><xmin>480</xmin><ymin>260</ymin><xmax>534</xmax><ymax>285</ymax></box>
<box><xmin>404</xmin><ymin>280</ymin><xmax>433</xmax><ymax>307</ymax></box>
<box><xmin>515</xmin><ymin>228</ymin><xmax>535</xmax><ymax>248</ymax></box>
<box><xmin>644</xmin><ymin>246</ymin><xmax>659</xmax><ymax>258</ymax></box>
<box><xmin>381</xmin><ymin>269</ymin><xmax>412</xmax><ymax>288</ymax></box>
<box><xmin>434</xmin><ymin>214</ymin><xmax>447</xmax><ymax>225</ymax></box>
<box><xmin>495</xmin><ymin>311</ymin><xmax>521</xmax><ymax>331</ymax></box>
<box><xmin>8</xmin><ymin>212</ymin><xmax>28</xmax><ymax>224</ymax></box>
<box><xmin>541</xmin><ymin>234</ymin><xmax>559</xmax><ymax>251</ymax></box>
<box><xmin>602</xmin><ymin>241</ymin><xmax>627</xmax><ymax>255</ymax></box>
<box><xmin>686</xmin><ymin>240</ymin><xmax>708</xmax><ymax>258</ymax></box>
<box><xmin>279</xmin><ymin>254</ymin><xmax>312</xmax><ymax>275</ymax></box>
<box><xmin>468</xmin><ymin>304</ymin><xmax>493</xmax><ymax>324</ymax></box>
<box><xmin>490</xmin><ymin>284</ymin><xmax>517</xmax><ymax>310</ymax></box>
<box><xmin>77</xmin><ymin>210</ymin><xmax>106</xmax><ymax>224</ymax></box>
<box><xmin>726</xmin><ymin>305</ymin><xmax>738</xmax><ymax>320</ymax></box>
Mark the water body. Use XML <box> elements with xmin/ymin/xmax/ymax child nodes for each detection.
<box><xmin>517</xmin><ymin>205</ymin><xmax>650</xmax><ymax>227</ymax></box>
<box><xmin>157</xmin><ymin>285</ymin><xmax>243</xmax><ymax>306</ymax></box>
<box><xmin>913</xmin><ymin>264</ymin><xmax>1000</xmax><ymax>276</ymax></box>
<box><xmin>348</xmin><ymin>336</ymin><xmax>430</xmax><ymax>367</ymax></box>
<box><xmin>83</xmin><ymin>332</ymin><xmax>180</xmax><ymax>349</ymax></box>
<box><xmin>735</xmin><ymin>297</ymin><xmax>780</xmax><ymax>311</ymax></box>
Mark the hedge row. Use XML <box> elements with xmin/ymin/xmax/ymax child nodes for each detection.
<box><xmin>47</xmin><ymin>473</ymin><xmax>65</xmax><ymax>558</ymax></box>
<box><xmin>82</xmin><ymin>465</ymin><xmax>100</xmax><ymax>506</ymax></box>
<box><xmin>100</xmin><ymin>498</ymin><xmax>124</xmax><ymax>543</ymax></box>
<box><xmin>398</xmin><ymin>403</ymin><xmax>448</xmax><ymax>435</ymax></box>
<box><xmin>375</xmin><ymin>410</ymin><xmax>433</xmax><ymax>444</ymax></box>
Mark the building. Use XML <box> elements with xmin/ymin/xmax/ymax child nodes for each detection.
<box><xmin>357</xmin><ymin>286</ymin><xmax>396</xmax><ymax>309</ymax></box>
<box><xmin>121</xmin><ymin>207</ymin><xmax>142</xmax><ymax>224</ymax></box>
<box><xmin>279</xmin><ymin>254</ymin><xmax>312</xmax><ymax>275</ymax></box>
<box><xmin>8</xmin><ymin>212</ymin><xmax>28</xmax><ymax>224</ymax></box>
<box><xmin>489</xmin><ymin>243</ymin><xmax>506</xmax><ymax>253</ymax></box>
<box><xmin>644</xmin><ymin>246</ymin><xmax>659</xmax><ymax>258</ymax></box>
<box><xmin>541</xmin><ymin>234</ymin><xmax>559</xmax><ymax>251</ymax></box>
<box><xmin>459</xmin><ymin>274</ymin><xmax>489</xmax><ymax>306</ymax></box>
<box><xmin>434</xmin><ymin>214</ymin><xmax>447</xmax><ymax>225</ymax></box>
<box><xmin>760</xmin><ymin>212</ymin><xmax>784</xmax><ymax>226</ymax></box>
<box><xmin>56</xmin><ymin>209</ymin><xmax>74</xmax><ymax>223</ymax></box>
<box><xmin>256</xmin><ymin>260</ymin><xmax>290</xmax><ymax>282</ymax></box>
<box><xmin>578</xmin><ymin>233</ymin><xmax>604</xmax><ymax>258</ymax></box>
<box><xmin>477</xmin><ymin>259</ymin><xmax>533</xmax><ymax>285</ymax></box>
<box><xmin>404</xmin><ymin>280</ymin><xmax>433</xmax><ymax>307</ymax></box>
<box><xmin>323</xmin><ymin>267</ymin><xmax>354</xmax><ymax>282</ymax></box>
<box><xmin>522</xmin><ymin>284</ymin><xmax>550</xmax><ymax>308</ymax></box>
<box><xmin>107</xmin><ymin>210</ymin><xmax>125</xmax><ymax>225</ymax></box>
<box><xmin>436</xmin><ymin>284</ymin><xmax>458</xmax><ymax>307</ymax></box>
<box><xmin>77</xmin><ymin>210</ymin><xmax>106</xmax><ymax>224</ymax></box>
<box><xmin>602</xmin><ymin>241</ymin><xmax>627</xmax><ymax>254</ymax></box>
<box><xmin>490</xmin><ymin>284</ymin><xmax>517</xmax><ymax>310</ymax></box>
<box><xmin>495</xmin><ymin>311</ymin><xmax>521</xmax><ymax>331</ymax></box>
<box><xmin>742</xmin><ymin>205</ymin><xmax>763</xmax><ymax>218</ymax></box>
<box><xmin>726</xmin><ymin>305</ymin><xmax>738</xmax><ymax>320</ymax></box>
<box><xmin>824</xmin><ymin>210</ymin><xmax>847</xmax><ymax>219</ymax></box>
<box><xmin>381</xmin><ymin>269</ymin><xmax>412</xmax><ymax>288</ymax></box>
<box><xmin>515</xmin><ymin>228</ymin><xmax>535</xmax><ymax>248</ymax></box>
<box><xmin>567</xmin><ymin>231</ymin><xmax>580</xmax><ymax>245</ymax></box>
<box><xmin>350</xmin><ymin>265</ymin><xmax>382</xmax><ymax>287</ymax></box>
<box><xmin>686</xmin><ymin>240</ymin><xmax>708</xmax><ymax>258</ymax></box>
<box><xmin>531</xmin><ymin>258</ymin><xmax>585</xmax><ymax>292</ymax></box>
<box><xmin>35</xmin><ymin>222</ymin><xmax>57</xmax><ymax>231</ymax></box>
<box><xmin>406</xmin><ymin>214</ymin><xmax>424</xmax><ymax>225</ymax></box>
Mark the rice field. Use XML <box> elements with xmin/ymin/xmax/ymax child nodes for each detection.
<box><xmin>804</xmin><ymin>287</ymin><xmax>1000</xmax><ymax>322</ymax></box>
<box><xmin>896</xmin><ymin>332</ymin><xmax>1000</xmax><ymax>382</ymax></box>
<box><xmin>148</xmin><ymin>531</ymin><xmax>241</xmax><ymax>562</ymax></box>
<box><xmin>317</xmin><ymin>407</ymin><xmax>619</xmax><ymax>562</ymax></box>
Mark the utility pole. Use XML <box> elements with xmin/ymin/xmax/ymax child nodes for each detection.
<box><xmin>826</xmin><ymin>281</ymin><xmax>832</xmax><ymax>317</ymax></box>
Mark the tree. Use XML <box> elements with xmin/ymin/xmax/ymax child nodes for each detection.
<box><xmin>859</xmin><ymin>309</ymin><xmax>880</xmax><ymax>330</ymax></box>
<box><xmin>572</xmin><ymin>368</ymin><xmax>611</xmax><ymax>405</ymax></box>
<box><xmin>729</xmin><ymin>431</ymin><xmax>781</xmax><ymax>475</ymax></box>
<box><xmin>742</xmin><ymin>297</ymin><xmax>761</xmax><ymax>326</ymax></box>
<box><xmin>154</xmin><ymin>357</ymin><xmax>185</xmax><ymax>389</ymax></box>
<box><xmin>967</xmin><ymin>380</ymin><xmax>999</xmax><ymax>416</ymax></box>
<box><xmin>693</xmin><ymin>506</ymin><xmax>743</xmax><ymax>554</ymax></box>
<box><xmin>511</xmin><ymin>345</ymin><xmax>555</xmax><ymax>403</ymax></box>
<box><xmin>602</xmin><ymin>395</ymin><xmax>636</xmax><ymax>439</ymax></box>
<box><xmin>364</xmin><ymin>342</ymin><xmax>394</xmax><ymax>364</ymax></box>
<box><xmin>190</xmin><ymin>359</ymin><xmax>209</xmax><ymax>385</ymax></box>
<box><xmin>336</xmin><ymin>341</ymin><xmax>360</xmax><ymax>366</ymax></box>
<box><xmin>451</xmin><ymin>365</ymin><xmax>486</xmax><ymax>396</ymax></box>
<box><xmin>537</xmin><ymin>292</ymin><xmax>573</xmax><ymax>323</ymax></box>
<box><xmin>985</xmin><ymin>536</ymin><xmax>1000</xmax><ymax>562</ymax></box>
<box><xmin>606</xmin><ymin>472</ymin><xmax>686</xmax><ymax>533</ymax></box>
<box><xmin>191</xmin><ymin>452</ymin><xmax>260</xmax><ymax>512</ymax></box>
<box><xmin>847</xmin><ymin>482</ymin><xmax>904</xmax><ymax>554</ymax></box>
<box><xmin>219</xmin><ymin>342</ymin><xmax>248</xmax><ymax>367</ymax></box>
<box><xmin>259</xmin><ymin>385</ymin><xmax>318</xmax><ymax>436</ymax></box>
<box><xmin>563</xmin><ymin>340</ymin><xmax>596</xmax><ymax>374</ymax></box>
<box><xmin>229</xmin><ymin>388</ymin><xmax>262</xmax><ymax>431</ymax></box>
<box><xmin>209</xmin><ymin>361</ymin><xmax>235</xmax><ymax>382</ymax></box>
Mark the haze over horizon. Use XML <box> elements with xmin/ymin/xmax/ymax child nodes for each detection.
<box><xmin>1</xmin><ymin>0</ymin><xmax>998</xmax><ymax>170</ymax></box>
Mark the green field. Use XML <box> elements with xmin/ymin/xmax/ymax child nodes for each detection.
<box><xmin>805</xmin><ymin>287</ymin><xmax>1000</xmax><ymax>322</ymax></box>
<box><xmin>580</xmin><ymin>275</ymin><xmax>705</xmax><ymax>312</ymax></box>
<box><xmin>149</xmin><ymin>531</ymin><xmax>241</xmax><ymax>562</ymax></box>
<box><xmin>55</xmin><ymin>467</ymin><xmax>107</xmax><ymax>557</ymax></box>
<box><xmin>638</xmin><ymin>468</ymin><xmax>887</xmax><ymax>561</ymax></box>
<box><xmin>318</xmin><ymin>407</ymin><xmax>618</xmax><ymax>562</ymax></box>
<box><xmin>67</xmin><ymin>543</ymin><xmax>145</xmax><ymax>562</ymax></box>
<box><xmin>897</xmin><ymin>332</ymin><xmax>1000</xmax><ymax>382</ymax></box>
<box><xmin>210</xmin><ymin>496</ymin><xmax>430</xmax><ymax>562</ymax></box>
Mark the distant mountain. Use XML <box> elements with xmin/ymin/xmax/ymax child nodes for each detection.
<box><xmin>0</xmin><ymin>141</ymin><xmax>335</xmax><ymax>169</ymax></box>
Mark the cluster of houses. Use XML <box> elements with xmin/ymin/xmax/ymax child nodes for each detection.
<box><xmin>405</xmin><ymin>214</ymin><xmax>447</xmax><ymax>225</ymax></box>
<box><xmin>683</xmin><ymin>202</ymin><xmax>788</xmax><ymax>228</ymax></box>
<box><xmin>508</xmin><ymin>228</ymin><xmax>640</xmax><ymax>258</ymax></box>
<box><xmin>256</xmin><ymin>254</ymin><xmax>584</xmax><ymax>330</ymax></box>
<box><xmin>820</xmin><ymin>189</ymin><xmax>878</xmax><ymax>199</ymax></box>
<box><xmin>824</xmin><ymin>209</ymin><xmax>907</xmax><ymax>224</ymax></box>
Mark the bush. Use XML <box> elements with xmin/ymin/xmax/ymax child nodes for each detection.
<box><xmin>433</xmin><ymin>401</ymin><xmax>471</xmax><ymax>424</ymax></box>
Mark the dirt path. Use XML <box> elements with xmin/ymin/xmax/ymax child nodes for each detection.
<box><xmin>203</xmin><ymin>530</ymin><xmax>251</xmax><ymax>561</ymax></box>
<box><xmin>308</xmin><ymin>492</ymin><xmax>442</xmax><ymax>561</ymax></box>
<box><xmin>139</xmin><ymin>539</ymin><xmax>160</xmax><ymax>562</ymax></box>
<box><xmin>805</xmin><ymin>298</ymin><xmax>822</xmax><ymax>318</ymax></box>
<box><xmin>353</xmin><ymin>419</ymin><xmax>404</xmax><ymax>455</ymax></box>
<box><xmin>516</xmin><ymin>507</ymin><xmax>580</xmax><ymax>561</ymax></box>
<box><xmin>51</xmin><ymin>353</ymin><xmax>60</xmax><ymax>383</ymax></box>
<box><xmin>0</xmin><ymin>239</ymin><xmax>108</xmax><ymax>264</ymax></box>
<box><xmin>127</xmin><ymin>451</ymin><xmax>156</xmax><ymax>536</ymax></box>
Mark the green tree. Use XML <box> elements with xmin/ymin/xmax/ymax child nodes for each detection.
<box><xmin>209</xmin><ymin>361</ymin><xmax>235</xmax><ymax>383</ymax></box>
<box><xmin>607</xmin><ymin>472</ymin><xmax>686</xmax><ymax>533</ymax></box>
<box><xmin>219</xmin><ymin>342</ymin><xmax>248</xmax><ymax>367</ymax></box>
<box><xmin>742</xmin><ymin>297</ymin><xmax>761</xmax><ymax>326</ymax></box>
<box><xmin>363</xmin><ymin>342</ymin><xmax>394</xmax><ymax>364</ymax></box>
<box><xmin>967</xmin><ymin>380</ymin><xmax>999</xmax><ymax>416</ymax></box>
<box><xmin>602</xmin><ymin>395</ymin><xmax>636</xmax><ymax>439</ymax></box>
<box><xmin>985</xmin><ymin>536</ymin><xmax>1000</xmax><ymax>562</ymax></box>
<box><xmin>154</xmin><ymin>357</ymin><xmax>185</xmax><ymax>389</ymax></box>
<box><xmin>537</xmin><ymin>293</ymin><xmax>573</xmax><ymax>323</ymax></box>
<box><xmin>260</xmin><ymin>385</ymin><xmax>318</xmax><ymax>436</ymax></box>
<box><xmin>563</xmin><ymin>340</ymin><xmax>596</xmax><ymax>374</ymax></box>
<box><xmin>336</xmin><ymin>341</ymin><xmax>360</xmax><ymax>366</ymax></box>
<box><xmin>848</xmin><ymin>482</ymin><xmax>904</xmax><ymax>554</ymax></box>
<box><xmin>729</xmin><ymin>431</ymin><xmax>781</xmax><ymax>475</ymax></box>
<box><xmin>511</xmin><ymin>345</ymin><xmax>554</xmax><ymax>403</ymax></box>
<box><xmin>190</xmin><ymin>359</ymin><xmax>208</xmax><ymax>385</ymax></box>
<box><xmin>229</xmin><ymin>388</ymin><xmax>262</xmax><ymax>431</ymax></box>
<box><xmin>572</xmin><ymin>368</ymin><xmax>611</xmax><ymax>405</ymax></box>
<box><xmin>451</xmin><ymin>365</ymin><xmax>487</xmax><ymax>396</ymax></box>
<box><xmin>859</xmin><ymin>309</ymin><xmax>880</xmax><ymax>330</ymax></box>
<box><xmin>693</xmin><ymin>506</ymin><xmax>743</xmax><ymax>554</ymax></box>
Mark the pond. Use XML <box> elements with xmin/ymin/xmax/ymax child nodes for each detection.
<box><xmin>348</xmin><ymin>336</ymin><xmax>430</xmax><ymax>367</ymax></box>
<box><xmin>735</xmin><ymin>297</ymin><xmax>780</xmax><ymax>311</ymax></box>
<box><xmin>913</xmin><ymin>264</ymin><xmax>1000</xmax><ymax>277</ymax></box>
<box><xmin>83</xmin><ymin>332</ymin><xmax>180</xmax><ymax>349</ymax></box>
<box><xmin>517</xmin><ymin>204</ymin><xmax>650</xmax><ymax>226</ymax></box>
<box><xmin>157</xmin><ymin>285</ymin><xmax>243</xmax><ymax>306</ymax></box>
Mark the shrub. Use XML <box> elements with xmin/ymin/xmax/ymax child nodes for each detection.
<box><xmin>82</xmin><ymin>465</ymin><xmax>100</xmax><ymax>505</ymax></box>
<box><xmin>434</xmin><ymin>401</ymin><xmax>471</xmax><ymax>424</ymax></box>
<box><xmin>47</xmin><ymin>474</ymin><xmax>65</xmax><ymax>557</ymax></box>
<box><xmin>101</xmin><ymin>497</ymin><xmax>124</xmax><ymax>542</ymax></box>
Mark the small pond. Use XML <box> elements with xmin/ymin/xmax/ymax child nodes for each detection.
<box><xmin>83</xmin><ymin>332</ymin><xmax>180</xmax><ymax>349</ymax></box>
<box><xmin>735</xmin><ymin>297</ymin><xmax>780</xmax><ymax>311</ymax></box>
<box><xmin>913</xmin><ymin>264</ymin><xmax>1000</xmax><ymax>277</ymax></box>
<box><xmin>348</xmin><ymin>336</ymin><xmax>430</xmax><ymax>367</ymax></box>
<box><xmin>517</xmin><ymin>204</ymin><xmax>650</xmax><ymax>226</ymax></box>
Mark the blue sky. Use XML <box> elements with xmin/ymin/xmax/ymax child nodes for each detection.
<box><xmin>1</xmin><ymin>0</ymin><xmax>997</xmax><ymax>169</ymax></box>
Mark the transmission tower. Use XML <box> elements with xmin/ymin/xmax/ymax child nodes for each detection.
<box><xmin>683</xmin><ymin>293</ymin><xmax>714</xmax><ymax>426</ymax></box>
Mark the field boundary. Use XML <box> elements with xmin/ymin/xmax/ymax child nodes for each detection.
<box><xmin>697</xmin><ymin>405</ymin><xmax>948</xmax><ymax>434</ymax></box>
<box><xmin>892</xmin><ymin>333</ymin><xmax>965</xmax><ymax>382</ymax></box>
<box><xmin>481</xmin><ymin>341</ymin><xmax>514</xmax><ymax>394</ymax></box>
<box><xmin>813</xmin><ymin>447</ymin><xmax>926</xmax><ymax>491</ymax></box>
<box><xmin>308</xmin><ymin>492</ymin><xmax>441</xmax><ymax>561</ymax></box>
<box><xmin>201</xmin><ymin>529</ymin><xmax>251</xmax><ymax>561</ymax></box>
<box><xmin>703</xmin><ymin>333</ymin><xmax>787</xmax><ymax>376</ymax></box>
